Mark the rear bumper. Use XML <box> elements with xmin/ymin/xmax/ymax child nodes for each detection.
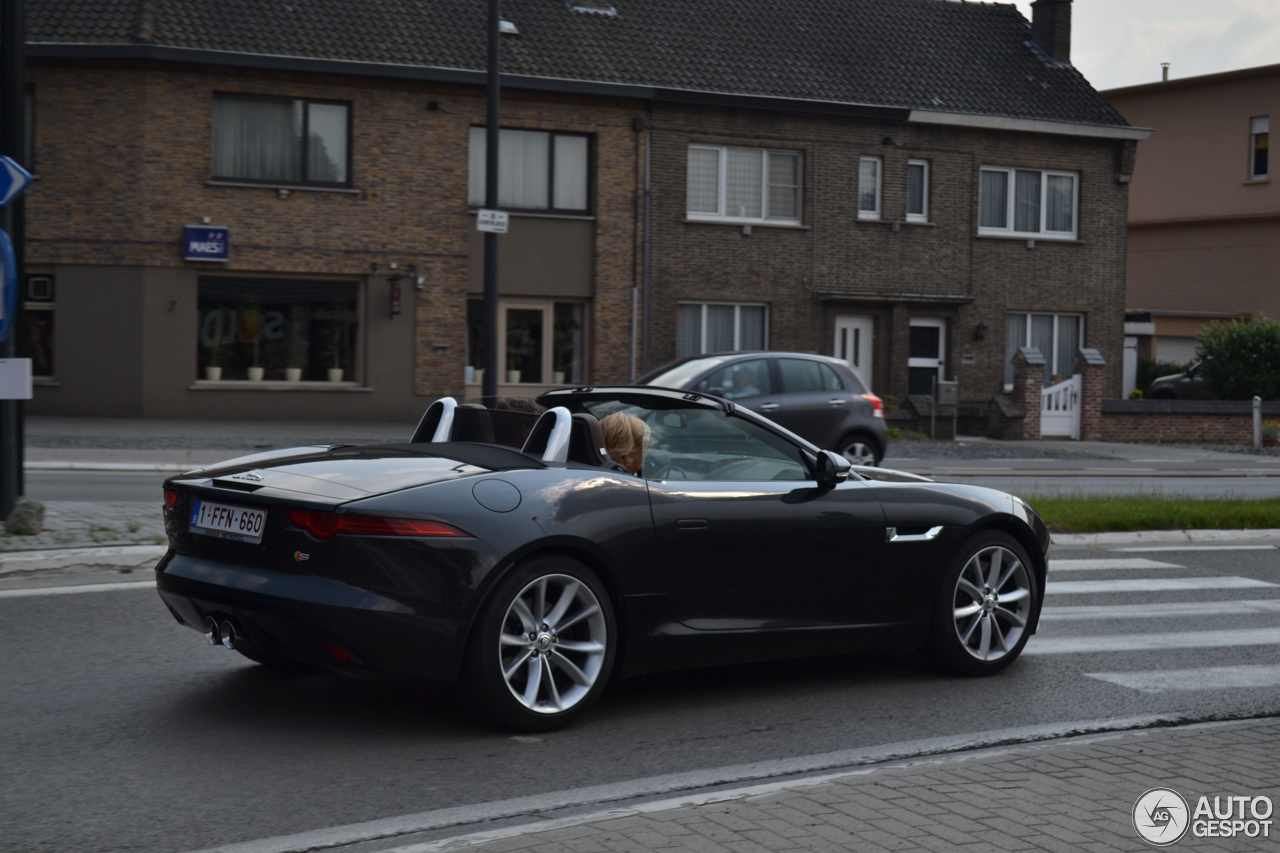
<box><xmin>155</xmin><ymin>551</ymin><xmax>465</xmax><ymax>681</ymax></box>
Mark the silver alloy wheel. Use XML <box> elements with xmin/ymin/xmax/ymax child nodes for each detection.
<box><xmin>498</xmin><ymin>573</ymin><xmax>609</xmax><ymax>715</ymax></box>
<box><xmin>839</xmin><ymin>438</ymin><xmax>878</xmax><ymax>466</ymax></box>
<box><xmin>950</xmin><ymin>544</ymin><xmax>1033</xmax><ymax>661</ymax></box>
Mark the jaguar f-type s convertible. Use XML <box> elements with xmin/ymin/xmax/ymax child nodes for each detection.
<box><xmin>156</xmin><ymin>386</ymin><xmax>1050</xmax><ymax>730</ymax></box>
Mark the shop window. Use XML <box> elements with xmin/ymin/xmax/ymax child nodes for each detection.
<box><xmin>197</xmin><ymin>278</ymin><xmax>359</xmax><ymax>382</ymax></box>
<box><xmin>212</xmin><ymin>93</ymin><xmax>350</xmax><ymax>187</ymax></box>
<box><xmin>466</xmin><ymin>298</ymin><xmax>587</xmax><ymax>385</ymax></box>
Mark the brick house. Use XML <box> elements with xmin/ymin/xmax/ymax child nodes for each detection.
<box><xmin>1105</xmin><ymin>64</ymin><xmax>1280</xmax><ymax>389</ymax></box>
<box><xmin>17</xmin><ymin>0</ymin><xmax>1144</xmax><ymax>425</ymax></box>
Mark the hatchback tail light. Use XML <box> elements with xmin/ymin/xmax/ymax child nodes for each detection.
<box><xmin>863</xmin><ymin>393</ymin><xmax>885</xmax><ymax>418</ymax></box>
<box><xmin>284</xmin><ymin>508</ymin><xmax>469</xmax><ymax>541</ymax></box>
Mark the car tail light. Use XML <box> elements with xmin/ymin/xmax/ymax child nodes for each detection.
<box><xmin>863</xmin><ymin>392</ymin><xmax>885</xmax><ymax>418</ymax></box>
<box><xmin>284</xmin><ymin>508</ymin><xmax>469</xmax><ymax>541</ymax></box>
<box><xmin>163</xmin><ymin>488</ymin><xmax>180</xmax><ymax>510</ymax></box>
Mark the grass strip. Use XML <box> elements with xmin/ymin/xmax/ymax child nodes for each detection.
<box><xmin>1025</xmin><ymin>496</ymin><xmax>1280</xmax><ymax>534</ymax></box>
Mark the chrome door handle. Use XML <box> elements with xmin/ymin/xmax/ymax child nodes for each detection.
<box><xmin>758</xmin><ymin>403</ymin><xmax>780</xmax><ymax>411</ymax></box>
<box><xmin>886</xmin><ymin>526</ymin><xmax>944</xmax><ymax>543</ymax></box>
<box><xmin>827</xmin><ymin>399</ymin><xmax>847</xmax><ymax>406</ymax></box>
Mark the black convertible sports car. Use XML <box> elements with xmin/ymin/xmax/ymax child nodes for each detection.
<box><xmin>156</xmin><ymin>386</ymin><xmax>1050</xmax><ymax>731</ymax></box>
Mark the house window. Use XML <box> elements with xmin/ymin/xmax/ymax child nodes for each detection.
<box><xmin>1251</xmin><ymin>116</ymin><xmax>1269</xmax><ymax>180</ymax></box>
<box><xmin>468</xmin><ymin>128</ymin><xmax>591</xmax><ymax>213</ymax></box>
<box><xmin>20</xmin><ymin>275</ymin><xmax>54</xmax><ymax>378</ymax></box>
<box><xmin>212</xmin><ymin>93</ymin><xmax>350</xmax><ymax>186</ymax></box>
<box><xmin>686</xmin><ymin>146</ymin><xmax>801</xmax><ymax>223</ymax></box>
<box><xmin>1005</xmin><ymin>312</ymin><xmax>1083</xmax><ymax>387</ymax></box>
<box><xmin>858</xmin><ymin>157</ymin><xmax>881</xmax><ymax>220</ymax></box>
<box><xmin>979</xmin><ymin>167</ymin><xmax>1077</xmax><ymax>238</ymax></box>
<box><xmin>676</xmin><ymin>302</ymin><xmax>768</xmax><ymax>357</ymax></box>
<box><xmin>197</xmin><ymin>278</ymin><xmax>360</xmax><ymax>381</ymax></box>
<box><xmin>466</xmin><ymin>298</ymin><xmax>587</xmax><ymax>384</ymax></box>
<box><xmin>906</xmin><ymin>159</ymin><xmax>929</xmax><ymax>222</ymax></box>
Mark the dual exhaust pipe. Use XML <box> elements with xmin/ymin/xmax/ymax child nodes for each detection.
<box><xmin>203</xmin><ymin>617</ymin><xmax>239</xmax><ymax>650</ymax></box>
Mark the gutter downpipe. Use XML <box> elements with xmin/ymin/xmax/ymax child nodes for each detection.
<box><xmin>640</xmin><ymin>103</ymin><xmax>653</xmax><ymax>378</ymax></box>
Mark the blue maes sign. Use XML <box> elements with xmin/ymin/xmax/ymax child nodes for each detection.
<box><xmin>183</xmin><ymin>225</ymin><xmax>229</xmax><ymax>261</ymax></box>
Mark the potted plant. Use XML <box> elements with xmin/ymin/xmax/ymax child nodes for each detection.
<box><xmin>241</xmin><ymin>304</ymin><xmax>266</xmax><ymax>381</ymax></box>
<box><xmin>324</xmin><ymin>306</ymin><xmax>347</xmax><ymax>382</ymax></box>
<box><xmin>204</xmin><ymin>309</ymin><xmax>227</xmax><ymax>381</ymax></box>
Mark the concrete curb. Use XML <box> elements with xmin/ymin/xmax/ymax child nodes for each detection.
<box><xmin>1052</xmin><ymin>528</ymin><xmax>1280</xmax><ymax>547</ymax></box>
<box><xmin>0</xmin><ymin>545</ymin><xmax>168</xmax><ymax>576</ymax></box>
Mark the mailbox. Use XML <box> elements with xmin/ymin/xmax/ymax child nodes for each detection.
<box><xmin>936</xmin><ymin>380</ymin><xmax>959</xmax><ymax>406</ymax></box>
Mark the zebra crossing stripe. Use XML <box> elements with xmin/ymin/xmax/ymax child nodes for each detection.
<box><xmin>1047</xmin><ymin>577</ymin><xmax>1277</xmax><ymax>595</ymax></box>
<box><xmin>1049</xmin><ymin>558</ymin><xmax>1182</xmax><ymax>571</ymax></box>
<box><xmin>1041</xmin><ymin>599</ymin><xmax>1280</xmax><ymax>621</ymax></box>
<box><xmin>1025</xmin><ymin>627</ymin><xmax>1280</xmax><ymax>655</ymax></box>
<box><xmin>1085</xmin><ymin>665</ymin><xmax>1280</xmax><ymax>692</ymax></box>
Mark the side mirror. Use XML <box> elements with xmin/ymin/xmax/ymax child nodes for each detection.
<box><xmin>708</xmin><ymin>386</ymin><xmax>727</xmax><ymax>397</ymax></box>
<box><xmin>815</xmin><ymin>450</ymin><xmax>851</xmax><ymax>486</ymax></box>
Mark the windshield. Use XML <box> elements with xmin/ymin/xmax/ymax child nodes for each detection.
<box><xmin>635</xmin><ymin>356</ymin><xmax>732</xmax><ymax>389</ymax></box>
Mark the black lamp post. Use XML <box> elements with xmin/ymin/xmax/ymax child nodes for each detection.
<box><xmin>481</xmin><ymin>0</ymin><xmax>501</xmax><ymax>399</ymax></box>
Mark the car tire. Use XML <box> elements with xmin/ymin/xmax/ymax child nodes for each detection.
<box><xmin>464</xmin><ymin>556</ymin><xmax>616</xmax><ymax>731</ymax></box>
<box><xmin>837</xmin><ymin>433</ymin><xmax>881</xmax><ymax>466</ymax></box>
<box><xmin>928</xmin><ymin>530</ymin><xmax>1038</xmax><ymax>676</ymax></box>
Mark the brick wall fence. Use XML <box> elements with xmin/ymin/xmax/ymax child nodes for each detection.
<box><xmin>892</xmin><ymin>347</ymin><xmax>1280</xmax><ymax>444</ymax></box>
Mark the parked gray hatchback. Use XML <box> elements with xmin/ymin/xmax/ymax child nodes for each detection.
<box><xmin>636</xmin><ymin>351</ymin><xmax>888</xmax><ymax>465</ymax></box>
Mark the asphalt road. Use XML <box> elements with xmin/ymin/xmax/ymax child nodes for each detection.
<box><xmin>4</xmin><ymin>540</ymin><xmax>1280</xmax><ymax>853</ymax></box>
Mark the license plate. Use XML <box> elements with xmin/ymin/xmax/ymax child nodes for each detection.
<box><xmin>190</xmin><ymin>500</ymin><xmax>267</xmax><ymax>544</ymax></box>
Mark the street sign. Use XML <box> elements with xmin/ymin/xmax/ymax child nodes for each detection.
<box><xmin>0</xmin><ymin>229</ymin><xmax>15</xmax><ymax>346</ymax></box>
<box><xmin>0</xmin><ymin>359</ymin><xmax>32</xmax><ymax>399</ymax></box>
<box><xmin>183</xmin><ymin>225</ymin><xmax>229</xmax><ymax>261</ymax></box>
<box><xmin>0</xmin><ymin>156</ymin><xmax>32</xmax><ymax>207</ymax></box>
<box><xmin>477</xmin><ymin>209</ymin><xmax>509</xmax><ymax>233</ymax></box>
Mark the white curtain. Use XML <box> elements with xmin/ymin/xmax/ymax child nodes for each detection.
<box><xmin>706</xmin><ymin>304</ymin><xmax>736</xmax><ymax>351</ymax></box>
<box><xmin>767</xmin><ymin>152</ymin><xmax>800</xmax><ymax>220</ymax></box>
<box><xmin>725</xmin><ymin>148</ymin><xmax>763</xmax><ymax>219</ymax></box>
<box><xmin>1014</xmin><ymin>170</ymin><xmax>1041</xmax><ymax>233</ymax></box>
<box><xmin>1045</xmin><ymin>174</ymin><xmax>1074</xmax><ymax>233</ymax></box>
<box><xmin>687</xmin><ymin>148</ymin><xmax>720</xmax><ymax>214</ymax></box>
<box><xmin>738</xmin><ymin>305</ymin><xmax>766</xmax><ymax>349</ymax></box>
<box><xmin>306</xmin><ymin>102</ymin><xmax>348</xmax><ymax>183</ymax></box>
<box><xmin>859</xmin><ymin>158</ymin><xmax>880</xmax><ymax>215</ymax></box>
<box><xmin>553</xmin><ymin>135</ymin><xmax>588</xmax><ymax>210</ymax></box>
<box><xmin>213</xmin><ymin>96</ymin><xmax>300</xmax><ymax>181</ymax></box>
<box><xmin>907</xmin><ymin>162</ymin><xmax>926</xmax><ymax>217</ymax></box>
<box><xmin>980</xmin><ymin>170</ymin><xmax>1007</xmax><ymax>229</ymax></box>
<box><xmin>676</xmin><ymin>305</ymin><xmax>702</xmax><ymax>357</ymax></box>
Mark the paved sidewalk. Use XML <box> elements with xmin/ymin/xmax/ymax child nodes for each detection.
<box><xmin>380</xmin><ymin>717</ymin><xmax>1279</xmax><ymax>853</ymax></box>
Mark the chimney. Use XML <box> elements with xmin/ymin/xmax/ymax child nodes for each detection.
<box><xmin>1031</xmin><ymin>0</ymin><xmax>1072</xmax><ymax>64</ymax></box>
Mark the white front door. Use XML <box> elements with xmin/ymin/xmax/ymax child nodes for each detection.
<box><xmin>908</xmin><ymin>317</ymin><xmax>946</xmax><ymax>396</ymax></box>
<box><xmin>833</xmin><ymin>315</ymin><xmax>874</xmax><ymax>386</ymax></box>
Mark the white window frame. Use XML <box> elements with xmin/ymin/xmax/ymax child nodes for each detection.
<box><xmin>468</xmin><ymin>127</ymin><xmax>592</xmax><ymax>214</ymax></box>
<box><xmin>858</xmin><ymin>156</ymin><xmax>882</xmax><ymax>220</ymax></box>
<box><xmin>686</xmin><ymin>145</ymin><xmax>802</xmax><ymax>224</ymax></box>
<box><xmin>979</xmin><ymin>166</ymin><xmax>1078</xmax><ymax>239</ymax></box>
<box><xmin>906</xmin><ymin>159</ymin><xmax>930</xmax><ymax>222</ymax></box>
<box><xmin>676</xmin><ymin>302</ymin><xmax>769</xmax><ymax>357</ymax></box>
<box><xmin>1004</xmin><ymin>311</ymin><xmax>1085</xmax><ymax>388</ymax></box>
<box><xmin>1250</xmin><ymin>116</ymin><xmax>1269</xmax><ymax>180</ymax></box>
